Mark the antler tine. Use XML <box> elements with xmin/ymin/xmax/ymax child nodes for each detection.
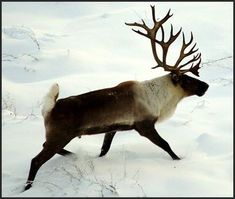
<box><xmin>187</xmin><ymin>32</ymin><xmax>194</xmax><ymax>46</ymax></box>
<box><xmin>174</xmin><ymin>32</ymin><xmax>197</xmax><ymax>68</ymax></box>
<box><xmin>150</xmin><ymin>5</ymin><xmax>173</xmax><ymax>25</ymax></box>
<box><xmin>180</xmin><ymin>57</ymin><xmax>201</xmax><ymax>76</ymax></box>
<box><xmin>167</xmin><ymin>25</ymin><xmax>182</xmax><ymax>45</ymax></box>
<box><xmin>181</xmin><ymin>32</ymin><xmax>193</xmax><ymax>49</ymax></box>
<box><xmin>190</xmin><ymin>58</ymin><xmax>201</xmax><ymax>76</ymax></box>
<box><xmin>125</xmin><ymin>14</ymin><xmax>150</xmax><ymax>33</ymax></box>
<box><xmin>151</xmin><ymin>5</ymin><xmax>157</xmax><ymax>23</ymax></box>
<box><xmin>178</xmin><ymin>52</ymin><xmax>201</xmax><ymax>69</ymax></box>
<box><xmin>159</xmin><ymin>9</ymin><xmax>173</xmax><ymax>26</ymax></box>
<box><xmin>125</xmin><ymin>22</ymin><xmax>149</xmax><ymax>31</ymax></box>
<box><xmin>125</xmin><ymin>15</ymin><xmax>150</xmax><ymax>39</ymax></box>
<box><xmin>160</xmin><ymin>25</ymin><xmax>165</xmax><ymax>42</ymax></box>
<box><xmin>187</xmin><ymin>43</ymin><xmax>198</xmax><ymax>54</ymax></box>
<box><xmin>132</xmin><ymin>29</ymin><xmax>148</xmax><ymax>38</ymax></box>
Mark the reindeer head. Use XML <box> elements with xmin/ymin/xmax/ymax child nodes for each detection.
<box><xmin>126</xmin><ymin>5</ymin><xmax>209</xmax><ymax>97</ymax></box>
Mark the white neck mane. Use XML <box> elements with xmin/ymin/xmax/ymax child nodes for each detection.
<box><xmin>139</xmin><ymin>74</ymin><xmax>186</xmax><ymax>122</ymax></box>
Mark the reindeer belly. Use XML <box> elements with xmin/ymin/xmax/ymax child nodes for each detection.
<box><xmin>79</xmin><ymin>102</ymin><xmax>135</xmax><ymax>135</ymax></box>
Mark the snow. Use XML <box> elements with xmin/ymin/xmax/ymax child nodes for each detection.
<box><xmin>2</xmin><ymin>2</ymin><xmax>233</xmax><ymax>197</ymax></box>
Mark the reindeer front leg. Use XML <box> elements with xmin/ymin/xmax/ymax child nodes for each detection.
<box><xmin>135</xmin><ymin>120</ymin><xmax>180</xmax><ymax>160</ymax></box>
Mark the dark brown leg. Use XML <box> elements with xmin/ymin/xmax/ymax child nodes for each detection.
<box><xmin>25</xmin><ymin>138</ymin><xmax>72</xmax><ymax>191</ymax></box>
<box><xmin>43</xmin><ymin>142</ymin><xmax>74</xmax><ymax>156</ymax></box>
<box><xmin>135</xmin><ymin>121</ymin><xmax>180</xmax><ymax>160</ymax></box>
<box><xmin>57</xmin><ymin>148</ymin><xmax>74</xmax><ymax>156</ymax></box>
<box><xmin>99</xmin><ymin>131</ymin><xmax>116</xmax><ymax>157</ymax></box>
<box><xmin>24</xmin><ymin>147</ymin><xmax>56</xmax><ymax>190</ymax></box>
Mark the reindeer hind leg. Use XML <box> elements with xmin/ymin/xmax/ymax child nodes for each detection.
<box><xmin>57</xmin><ymin>148</ymin><xmax>74</xmax><ymax>156</ymax></box>
<box><xmin>24</xmin><ymin>147</ymin><xmax>57</xmax><ymax>190</ymax></box>
<box><xmin>43</xmin><ymin>142</ymin><xmax>74</xmax><ymax>156</ymax></box>
<box><xmin>25</xmin><ymin>138</ymin><xmax>72</xmax><ymax>191</ymax></box>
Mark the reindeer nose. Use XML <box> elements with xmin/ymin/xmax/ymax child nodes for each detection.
<box><xmin>198</xmin><ymin>82</ymin><xmax>209</xmax><ymax>96</ymax></box>
<box><xmin>203</xmin><ymin>82</ymin><xmax>209</xmax><ymax>92</ymax></box>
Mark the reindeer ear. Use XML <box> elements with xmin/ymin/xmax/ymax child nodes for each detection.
<box><xmin>170</xmin><ymin>73</ymin><xmax>180</xmax><ymax>85</ymax></box>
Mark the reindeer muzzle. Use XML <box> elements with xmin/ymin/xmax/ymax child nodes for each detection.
<box><xmin>197</xmin><ymin>82</ymin><xmax>209</xmax><ymax>96</ymax></box>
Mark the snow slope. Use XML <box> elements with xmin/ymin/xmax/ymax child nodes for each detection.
<box><xmin>2</xmin><ymin>2</ymin><xmax>233</xmax><ymax>197</ymax></box>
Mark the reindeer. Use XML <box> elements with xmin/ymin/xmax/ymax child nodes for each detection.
<box><xmin>24</xmin><ymin>5</ymin><xmax>209</xmax><ymax>190</ymax></box>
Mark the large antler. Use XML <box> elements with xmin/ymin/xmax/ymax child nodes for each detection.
<box><xmin>125</xmin><ymin>5</ymin><xmax>201</xmax><ymax>77</ymax></box>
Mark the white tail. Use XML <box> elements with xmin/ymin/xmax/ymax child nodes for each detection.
<box><xmin>41</xmin><ymin>83</ymin><xmax>59</xmax><ymax>118</ymax></box>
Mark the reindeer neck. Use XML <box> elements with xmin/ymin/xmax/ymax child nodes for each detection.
<box><xmin>140</xmin><ymin>74</ymin><xmax>186</xmax><ymax>122</ymax></box>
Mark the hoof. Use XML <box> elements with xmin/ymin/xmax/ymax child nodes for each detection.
<box><xmin>24</xmin><ymin>181</ymin><xmax>33</xmax><ymax>191</ymax></box>
<box><xmin>99</xmin><ymin>149</ymin><xmax>107</xmax><ymax>157</ymax></box>
<box><xmin>173</xmin><ymin>156</ymin><xmax>181</xmax><ymax>160</ymax></box>
<box><xmin>171</xmin><ymin>154</ymin><xmax>181</xmax><ymax>160</ymax></box>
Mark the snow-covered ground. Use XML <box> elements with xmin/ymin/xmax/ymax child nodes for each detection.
<box><xmin>2</xmin><ymin>2</ymin><xmax>233</xmax><ymax>197</ymax></box>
